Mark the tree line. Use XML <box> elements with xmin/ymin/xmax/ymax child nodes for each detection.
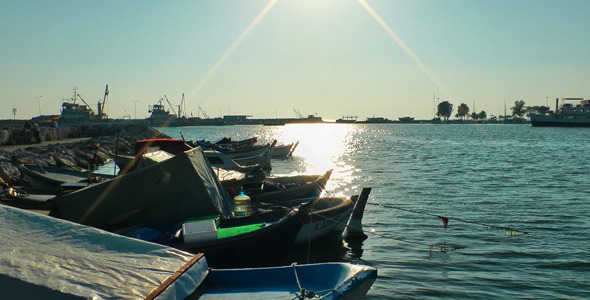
<box><xmin>435</xmin><ymin>100</ymin><xmax>550</xmax><ymax>122</ymax></box>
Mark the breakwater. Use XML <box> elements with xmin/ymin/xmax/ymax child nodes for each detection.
<box><xmin>0</xmin><ymin>123</ymin><xmax>169</xmax><ymax>186</ymax></box>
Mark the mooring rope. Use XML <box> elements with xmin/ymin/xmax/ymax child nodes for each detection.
<box><xmin>290</xmin><ymin>263</ymin><xmax>343</xmax><ymax>299</ymax></box>
<box><xmin>367</xmin><ymin>202</ymin><xmax>529</xmax><ymax>235</ymax></box>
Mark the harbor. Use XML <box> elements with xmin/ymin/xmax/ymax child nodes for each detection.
<box><xmin>2</xmin><ymin>121</ymin><xmax>590</xmax><ymax>298</ymax></box>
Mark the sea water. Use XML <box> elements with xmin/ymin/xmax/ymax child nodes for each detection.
<box><xmin>156</xmin><ymin>124</ymin><xmax>590</xmax><ymax>299</ymax></box>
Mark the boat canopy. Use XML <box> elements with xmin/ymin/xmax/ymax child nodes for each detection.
<box><xmin>0</xmin><ymin>205</ymin><xmax>208</xmax><ymax>299</ymax></box>
<box><xmin>53</xmin><ymin>147</ymin><xmax>234</xmax><ymax>231</ymax></box>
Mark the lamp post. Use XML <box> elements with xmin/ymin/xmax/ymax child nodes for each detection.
<box><xmin>35</xmin><ymin>96</ymin><xmax>42</xmax><ymax>116</ymax></box>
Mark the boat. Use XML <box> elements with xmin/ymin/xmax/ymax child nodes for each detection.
<box><xmin>148</xmin><ymin>97</ymin><xmax>179</xmax><ymax>127</ymax></box>
<box><xmin>170</xmin><ymin>202</ymin><xmax>310</xmax><ymax>267</ymax></box>
<box><xmin>336</xmin><ymin>116</ymin><xmax>358</xmax><ymax>123</ymax></box>
<box><xmin>271</xmin><ymin>141</ymin><xmax>299</xmax><ymax>158</ymax></box>
<box><xmin>0</xmin><ymin>204</ymin><xmax>378</xmax><ymax>299</ymax></box>
<box><xmin>204</xmin><ymin>149</ymin><xmax>267</xmax><ymax>175</ymax></box>
<box><xmin>214</xmin><ymin>136</ymin><xmax>259</xmax><ymax>149</ymax></box>
<box><xmin>18</xmin><ymin>164</ymin><xmax>116</xmax><ymax>194</ymax></box>
<box><xmin>0</xmin><ymin>186</ymin><xmax>55</xmax><ymax>210</ymax></box>
<box><xmin>58</xmin><ymin>85</ymin><xmax>111</xmax><ymax>126</ymax></box>
<box><xmin>51</xmin><ymin>147</ymin><xmax>235</xmax><ymax>232</ymax></box>
<box><xmin>52</xmin><ymin>146</ymin><xmax>370</xmax><ymax>260</ymax></box>
<box><xmin>224</xmin><ymin>169</ymin><xmax>333</xmax><ymax>203</ymax></box>
<box><xmin>360</xmin><ymin>116</ymin><xmax>393</xmax><ymax>124</ymax></box>
<box><xmin>398</xmin><ymin>117</ymin><xmax>415</xmax><ymax>123</ymax></box>
<box><xmin>112</xmin><ymin>138</ymin><xmax>266</xmax><ymax>175</ymax></box>
<box><xmin>530</xmin><ymin>97</ymin><xmax>590</xmax><ymax>127</ymax></box>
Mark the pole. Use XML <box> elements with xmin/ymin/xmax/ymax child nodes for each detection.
<box><xmin>132</xmin><ymin>100</ymin><xmax>139</xmax><ymax>119</ymax></box>
<box><xmin>35</xmin><ymin>96</ymin><xmax>42</xmax><ymax>116</ymax></box>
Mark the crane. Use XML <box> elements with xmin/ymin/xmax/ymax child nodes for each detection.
<box><xmin>164</xmin><ymin>95</ymin><xmax>178</xmax><ymax>117</ymax></box>
<box><xmin>75</xmin><ymin>89</ymin><xmax>96</xmax><ymax>115</ymax></box>
<box><xmin>98</xmin><ymin>84</ymin><xmax>109</xmax><ymax>120</ymax></box>
<box><xmin>293</xmin><ymin>109</ymin><xmax>303</xmax><ymax>118</ymax></box>
<box><xmin>198</xmin><ymin>106</ymin><xmax>209</xmax><ymax>119</ymax></box>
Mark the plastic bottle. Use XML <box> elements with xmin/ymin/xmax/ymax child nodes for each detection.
<box><xmin>233</xmin><ymin>191</ymin><xmax>251</xmax><ymax>217</ymax></box>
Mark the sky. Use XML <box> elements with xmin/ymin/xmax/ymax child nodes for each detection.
<box><xmin>1</xmin><ymin>0</ymin><xmax>589</xmax><ymax>121</ymax></box>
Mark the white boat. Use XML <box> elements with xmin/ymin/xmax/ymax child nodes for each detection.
<box><xmin>148</xmin><ymin>97</ymin><xmax>178</xmax><ymax>127</ymax></box>
<box><xmin>530</xmin><ymin>97</ymin><xmax>590</xmax><ymax>127</ymax></box>
<box><xmin>0</xmin><ymin>204</ymin><xmax>378</xmax><ymax>299</ymax></box>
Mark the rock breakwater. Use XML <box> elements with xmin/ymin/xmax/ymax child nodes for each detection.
<box><xmin>0</xmin><ymin>124</ymin><xmax>170</xmax><ymax>186</ymax></box>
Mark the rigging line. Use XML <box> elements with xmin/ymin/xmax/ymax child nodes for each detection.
<box><xmin>368</xmin><ymin>202</ymin><xmax>529</xmax><ymax>235</ymax></box>
<box><xmin>307</xmin><ymin>210</ymin><xmax>461</xmax><ymax>252</ymax></box>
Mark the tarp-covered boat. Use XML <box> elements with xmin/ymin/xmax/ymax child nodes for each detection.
<box><xmin>51</xmin><ymin>147</ymin><xmax>233</xmax><ymax>232</ymax></box>
<box><xmin>0</xmin><ymin>204</ymin><xmax>377</xmax><ymax>299</ymax></box>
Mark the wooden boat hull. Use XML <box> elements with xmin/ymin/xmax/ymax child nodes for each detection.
<box><xmin>175</xmin><ymin>205</ymin><xmax>308</xmax><ymax>268</ymax></box>
<box><xmin>224</xmin><ymin>170</ymin><xmax>332</xmax><ymax>203</ymax></box>
<box><xmin>18</xmin><ymin>164</ymin><xmax>115</xmax><ymax>193</ymax></box>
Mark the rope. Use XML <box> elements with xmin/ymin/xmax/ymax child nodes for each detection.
<box><xmin>290</xmin><ymin>263</ymin><xmax>342</xmax><ymax>299</ymax></box>
<box><xmin>367</xmin><ymin>202</ymin><xmax>529</xmax><ymax>235</ymax></box>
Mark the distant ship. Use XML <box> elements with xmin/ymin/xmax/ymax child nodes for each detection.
<box><xmin>360</xmin><ymin>116</ymin><xmax>393</xmax><ymax>124</ymax></box>
<box><xmin>148</xmin><ymin>97</ymin><xmax>179</xmax><ymax>127</ymax></box>
<box><xmin>60</xmin><ymin>86</ymin><xmax>109</xmax><ymax>125</ymax></box>
<box><xmin>398</xmin><ymin>117</ymin><xmax>415</xmax><ymax>123</ymax></box>
<box><xmin>530</xmin><ymin>98</ymin><xmax>590</xmax><ymax>127</ymax></box>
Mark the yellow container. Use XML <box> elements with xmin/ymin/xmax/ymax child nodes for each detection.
<box><xmin>233</xmin><ymin>192</ymin><xmax>251</xmax><ymax>217</ymax></box>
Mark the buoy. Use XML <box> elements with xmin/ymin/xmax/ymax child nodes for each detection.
<box><xmin>233</xmin><ymin>191</ymin><xmax>251</xmax><ymax>217</ymax></box>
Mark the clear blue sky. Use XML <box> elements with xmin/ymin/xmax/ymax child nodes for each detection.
<box><xmin>1</xmin><ymin>0</ymin><xmax>589</xmax><ymax>121</ymax></box>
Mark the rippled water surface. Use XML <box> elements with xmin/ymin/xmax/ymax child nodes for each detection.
<box><xmin>157</xmin><ymin>124</ymin><xmax>590</xmax><ymax>299</ymax></box>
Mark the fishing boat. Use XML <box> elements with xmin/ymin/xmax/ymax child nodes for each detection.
<box><xmin>224</xmin><ymin>170</ymin><xmax>333</xmax><ymax>203</ymax></box>
<box><xmin>271</xmin><ymin>141</ymin><xmax>299</xmax><ymax>158</ymax></box>
<box><xmin>18</xmin><ymin>164</ymin><xmax>116</xmax><ymax>194</ymax></box>
<box><xmin>148</xmin><ymin>97</ymin><xmax>179</xmax><ymax>127</ymax></box>
<box><xmin>213</xmin><ymin>136</ymin><xmax>259</xmax><ymax>149</ymax></box>
<box><xmin>112</xmin><ymin>139</ymin><xmax>266</xmax><ymax>175</ymax></box>
<box><xmin>530</xmin><ymin>97</ymin><xmax>590</xmax><ymax>127</ymax></box>
<box><xmin>59</xmin><ymin>86</ymin><xmax>109</xmax><ymax>125</ymax></box>
<box><xmin>51</xmin><ymin>147</ymin><xmax>235</xmax><ymax>231</ymax></box>
<box><xmin>398</xmin><ymin>117</ymin><xmax>415</xmax><ymax>123</ymax></box>
<box><xmin>1</xmin><ymin>204</ymin><xmax>378</xmax><ymax>299</ymax></box>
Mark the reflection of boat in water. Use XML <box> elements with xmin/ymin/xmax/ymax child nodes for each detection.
<box><xmin>530</xmin><ymin>97</ymin><xmax>590</xmax><ymax>127</ymax></box>
<box><xmin>148</xmin><ymin>97</ymin><xmax>178</xmax><ymax>127</ymax></box>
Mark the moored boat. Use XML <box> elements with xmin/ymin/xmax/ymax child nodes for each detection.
<box><xmin>530</xmin><ymin>97</ymin><xmax>590</xmax><ymax>127</ymax></box>
<box><xmin>1</xmin><ymin>204</ymin><xmax>378</xmax><ymax>299</ymax></box>
<box><xmin>18</xmin><ymin>164</ymin><xmax>116</xmax><ymax>194</ymax></box>
<box><xmin>224</xmin><ymin>170</ymin><xmax>333</xmax><ymax>203</ymax></box>
<box><xmin>148</xmin><ymin>98</ymin><xmax>179</xmax><ymax>127</ymax></box>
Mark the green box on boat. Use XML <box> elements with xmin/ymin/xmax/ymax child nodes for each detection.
<box><xmin>217</xmin><ymin>223</ymin><xmax>265</xmax><ymax>239</ymax></box>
